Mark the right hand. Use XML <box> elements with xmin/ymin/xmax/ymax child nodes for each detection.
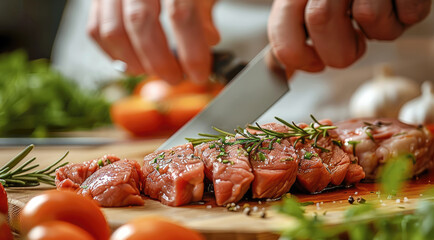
<box><xmin>87</xmin><ymin>0</ymin><xmax>220</xmax><ymax>84</ymax></box>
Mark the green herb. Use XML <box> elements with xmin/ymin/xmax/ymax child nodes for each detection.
<box><xmin>379</xmin><ymin>154</ymin><xmax>414</xmax><ymax>196</ymax></box>
<box><xmin>209</xmin><ymin>143</ymin><xmax>216</xmax><ymax>149</ymax></box>
<box><xmin>332</xmin><ymin>140</ymin><xmax>342</xmax><ymax>147</ymax></box>
<box><xmin>187</xmin><ymin>115</ymin><xmax>336</xmax><ymax>155</ymax></box>
<box><xmin>257</xmin><ymin>152</ymin><xmax>266</xmax><ymax>161</ymax></box>
<box><xmin>0</xmin><ymin>50</ymin><xmax>111</xmax><ymax>137</ymax></box>
<box><xmin>0</xmin><ymin>144</ymin><xmax>69</xmax><ymax>187</ymax></box>
<box><xmin>348</xmin><ymin>140</ymin><xmax>361</xmax><ymax>156</ymax></box>
<box><xmin>222</xmin><ymin>160</ymin><xmax>229</xmax><ymax>164</ymax></box>
<box><xmin>81</xmin><ymin>185</ymin><xmax>88</xmax><ymax>189</ymax></box>
<box><xmin>280</xmin><ymin>157</ymin><xmax>294</xmax><ymax>162</ymax></box>
<box><xmin>365</xmin><ymin>130</ymin><xmax>375</xmax><ymax>142</ymax></box>
<box><xmin>97</xmin><ymin>159</ymin><xmax>104</xmax><ymax>167</ymax></box>
<box><xmin>304</xmin><ymin>152</ymin><xmax>314</xmax><ymax>160</ymax></box>
<box><xmin>300</xmin><ymin>201</ymin><xmax>314</xmax><ymax>206</ymax></box>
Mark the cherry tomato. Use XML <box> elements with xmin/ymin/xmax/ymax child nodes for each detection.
<box><xmin>27</xmin><ymin>221</ymin><xmax>95</xmax><ymax>240</ymax></box>
<box><xmin>0</xmin><ymin>184</ymin><xmax>13</xmax><ymax>240</ymax></box>
<box><xmin>426</xmin><ymin>124</ymin><xmax>434</xmax><ymax>135</ymax></box>
<box><xmin>110</xmin><ymin>217</ymin><xmax>204</xmax><ymax>240</ymax></box>
<box><xmin>0</xmin><ymin>184</ymin><xmax>7</xmax><ymax>215</ymax></box>
<box><xmin>110</xmin><ymin>96</ymin><xmax>164</xmax><ymax>136</ymax></box>
<box><xmin>20</xmin><ymin>190</ymin><xmax>110</xmax><ymax>240</ymax></box>
<box><xmin>164</xmin><ymin>94</ymin><xmax>212</xmax><ymax>130</ymax></box>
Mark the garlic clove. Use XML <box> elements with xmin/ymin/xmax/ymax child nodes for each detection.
<box><xmin>349</xmin><ymin>64</ymin><xmax>419</xmax><ymax>118</ymax></box>
<box><xmin>399</xmin><ymin>81</ymin><xmax>434</xmax><ymax>125</ymax></box>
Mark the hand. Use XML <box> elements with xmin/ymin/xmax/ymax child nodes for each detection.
<box><xmin>268</xmin><ymin>0</ymin><xmax>432</xmax><ymax>76</ymax></box>
<box><xmin>87</xmin><ymin>0</ymin><xmax>220</xmax><ymax>84</ymax></box>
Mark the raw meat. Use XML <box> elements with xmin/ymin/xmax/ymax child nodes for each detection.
<box><xmin>142</xmin><ymin>143</ymin><xmax>204</xmax><ymax>206</ymax></box>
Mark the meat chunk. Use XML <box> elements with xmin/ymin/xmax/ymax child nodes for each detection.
<box><xmin>249</xmin><ymin>138</ymin><xmax>299</xmax><ymax>199</ymax></box>
<box><xmin>194</xmin><ymin>140</ymin><xmax>254</xmax><ymax>206</ymax></box>
<box><xmin>55</xmin><ymin>155</ymin><xmax>120</xmax><ymax>190</ymax></box>
<box><xmin>77</xmin><ymin>159</ymin><xmax>144</xmax><ymax>207</ymax></box>
<box><xmin>142</xmin><ymin>143</ymin><xmax>204</xmax><ymax>206</ymax></box>
<box><xmin>293</xmin><ymin>142</ymin><xmax>332</xmax><ymax>193</ymax></box>
<box><xmin>335</xmin><ymin>118</ymin><xmax>434</xmax><ymax>179</ymax></box>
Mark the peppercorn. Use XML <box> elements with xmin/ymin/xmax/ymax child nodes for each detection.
<box><xmin>348</xmin><ymin>196</ymin><xmax>355</xmax><ymax>204</ymax></box>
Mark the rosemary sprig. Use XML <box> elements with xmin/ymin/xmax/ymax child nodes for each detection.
<box><xmin>186</xmin><ymin>115</ymin><xmax>337</xmax><ymax>154</ymax></box>
<box><xmin>0</xmin><ymin>144</ymin><xmax>69</xmax><ymax>187</ymax></box>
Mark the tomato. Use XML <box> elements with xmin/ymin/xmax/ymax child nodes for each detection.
<box><xmin>0</xmin><ymin>184</ymin><xmax>13</xmax><ymax>240</ymax></box>
<box><xmin>0</xmin><ymin>184</ymin><xmax>7</xmax><ymax>215</ymax></box>
<box><xmin>20</xmin><ymin>190</ymin><xmax>110</xmax><ymax>240</ymax></box>
<box><xmin>110</xmin><ymin>96</ymin><xmax>164</xmax><ymax>136</ymax></box>
<box><xmin>110</xmin><ymin>217</ymin><xmax>204</xmax><ymax>240</ymax></box>
<box><xmin>27</xmin><ymin>221</ymin><xmax>95</xmax><ymax>240</ymax></box>
<box><xmin>164</xmin><ymin>94</ymin><xmax>212</xmax><ymax>129</ymax></box>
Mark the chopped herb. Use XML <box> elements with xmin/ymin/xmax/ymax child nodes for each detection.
<box><xmin>304</xmin><ymin>152</ymin><xmax>314</xmax><ymax>160</ymax></box>
<box><xmin>280</xmin><ymin>157</ymin><xmax>294</xmax><ymax>162</ymax></box>
<box><xmin>365</xmin><ymin>130</ymin><xmax>375</xmax><ymax>142</ymax></box>
<box><xmin>81</xmin><ymin>185</ymin><xmax>88</xmax><ymax>189</ymax></box>
<box><xmin>332</xmin><ymin>140</ymin><xmax>342</xmax><ymax>147</ymax></box>
<box><xmin>209</xmin><ymin>143</ymin><xmax>216</xmax><ymax>149</ymax></box>
<box><xmin>257</xmin><ymin>152</ymin><xmax>266</xmax><ymax>161</ymax></box>
<box><xmin>156</xmin><ymin>165</ymin><xmax>160</xmax><ymax>171</ymax></box>
<box><xmin>97</xmin><ymin>159</ymin><xmax>104</xmax><ymax>167</ymax></box>
<box><xmin>106</xmin><ymin>158</ymin><xmax>112</xmax><ymax>164</ymax></box>
<box><xmin>348</xmin><ymin>140</ymin><xmax>361</xmax><ymax>156</ymax></box>
<box><xmin>222</xmin><ymin>160</ymin><xmax>230</xmax><ymax>164</ymax></box>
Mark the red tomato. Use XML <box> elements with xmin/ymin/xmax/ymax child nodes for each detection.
<box><xmin>0</xmin><ymin>184</ymin><xmax>13</xmax><ymax>240</ymax></box>
<box><xmin>20</xmin><ymin>190</ymin><xmax>110</xmax><ymax>240</ymax></box>
<box><xmin>164</xmin><ymin>94</ymin><xmax>212</xmax><ymax>129</ymax></box>
<box><xmin>110</xmin><ymin>217</ymin><xmax>204</xmax><ymax>240</ymax></box>
<box><xmin>0</xmin><ymin>184</ymin><xmax>7</xmax><ymax>215</ymax></box>
<box><xmin>110</xmin><ymin>96</ymin><xmax>164</xmax><ymax>136</ymax></box>
<box><xmin>27</xmin><ymin>221</ymin><xmax>95</xmax><ymax>240</ymax></box>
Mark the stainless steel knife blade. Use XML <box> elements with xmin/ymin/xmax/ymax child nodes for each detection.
<box><xmin>158</xmin><ymin>45</ymin><xmax>289</xmax><ymax>150</ymax></box>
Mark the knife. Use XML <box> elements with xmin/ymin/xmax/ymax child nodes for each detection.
<box><xmin>158</xmin><ymin>45</ymin><xmax>289</xmax><ymax>150</ymax></box>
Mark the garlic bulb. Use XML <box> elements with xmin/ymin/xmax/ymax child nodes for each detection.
<box><xmin>399</xmin><ymin>81</ymin><xmax>434</xmax><ymax>125</ymax></box>
<box><xmin>349</xmin><ymin>65</ymin><xmax>419</xmax><ymax>118</ymax></box>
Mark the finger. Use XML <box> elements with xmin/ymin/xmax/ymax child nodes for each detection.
<box><xmin>166</xmin><ymin>0</ymin><xmax>212</xmax><ymax>84</ymax></box>
<box><xmin>88</xmin><ymin>0</ymin><xmax>107</xmax><ymax>51</ymax></box>
<box><xmin>268</xmin><ymin>0</ymin><xmax>325</xmax><ymax>73</ymax></box>
<box><xmin>98</xmin><ymin>0</ymin><xmax>145</xmax><ymax>75</ymax></box>
<box><xmin>395</xmin><ymin>0</ymin><xmax>432</xmax><ymax>25</ymax></box>
<box><xmin>305</xmin><ymin>0</ymin><xmax>366</xmax><ymax>68</ymax></box>
<box><xmin>196</xmin><ymin>0</ymin><xmax>220</xmax><ymax>46</ymax></box>
<box><xmin>123</xmin><ymin>0</ymin><xmax>183</xmax><ymax>84</ymax></box>
<box><xmin>352</xmin><ymin>0</ymin><xmax>405</xmax><ymax>40</ymax></box>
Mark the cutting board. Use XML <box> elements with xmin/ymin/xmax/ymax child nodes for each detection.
<box><xmin>2</xmin><ymin>140</ymin><xmax>433</xmax><ymax>240</ymax></box>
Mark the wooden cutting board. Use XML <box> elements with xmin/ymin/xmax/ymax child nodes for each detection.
<box><xmin>2</xmin><ymin>140</ymin><xmax>433</xmax><ymax>240</ymax></box>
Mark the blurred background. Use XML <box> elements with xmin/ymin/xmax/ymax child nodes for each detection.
<box><xmin>0</xmin><ymin>0</ymin><xmax>433</xmax><ymax>141</ymax></box>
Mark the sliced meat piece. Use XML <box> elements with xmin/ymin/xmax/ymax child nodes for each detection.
<box><xmin>294</xmin><ymin>143</ymin><xmax>332</xmax><ymax>193</ymax></box>
<box><xmin>344</xmin><ymin>163</ymin><xmax>366</xmax><ymax>185</ymax></box>
<box><xmin>77</xmin><ymin>159</ymin><xmax>144</xmax><ymax>207</ymax></box>
<box><xmin>194</xmin><ymin>140</ymin><xmax>254</xmax><ymax>206</ymax></box>
<box><xmin>249</xmin><ymin>138</ymin><xmax>298</xmax><ymax>199</ymax></box>
<box><xmin>335</xmin><ymin>118</ymin><xmax>434</xmax><ymax>179</ymax></box>
<box><xmin>142</xmin><ymin>143</ymin><xmax>204</xmax><ymax>207</ymax></box>
<box><xmin>55</xmin><ymin>155</ymin><xmax>120</xmax><ymax>190</ymax></box>
<box><xmin>316</xmin><ymin>136</ymin><xmax>351</xmax><ymax>186</ymax></box>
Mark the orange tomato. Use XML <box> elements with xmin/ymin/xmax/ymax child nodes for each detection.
<box><xmin>110</xmin><ymin>217</ymin><xmax>204</xmax><ymax>240</ymax></box>
<box><xmin>20</xmin><ymin>190</ymin><xmax>110</xmax><ymax>240</ymax></box>
<box><xmin>27</xmin><ymin>221</ymin><xmax>95</xmax><ymax>240</ymax></box>
<box><xmin>164</xmin><ymin>94</ymin><xmax>212</xmax><ymax>129</ymax></box>
<box><xmin>110</xmin><ymin>96</ymin><xmax>164</xmax><ymax>136</ymax></box>
<box><xmin>0</xmin><ymin>184</ymin><xmax>13</xmax><ymax>240</ymax></box>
